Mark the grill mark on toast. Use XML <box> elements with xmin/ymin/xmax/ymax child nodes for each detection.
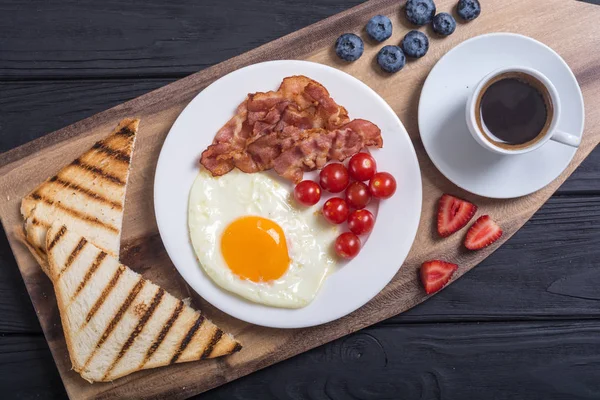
<box><xmin>71</xmin><ymin>158</ymin><xmax>125</xmax><ymax>186</ymax></box>
<box><xmin>200</xmin><ymin>329</ymin><xmax>223</xmax><ymax>359</ymax></box>
<box><xmin>23</xmin><ymin>219</ymin><xmax>47</xmax><ymax>255</ymax></box>
<box><xmin>72</xmin><ymin>251</ymin><xmax>107</xmax><ymax>300</ymax></box>
<box><xmin>232</xmin><ymin>342</ymin><xmax>242</xmax><ymax>353</ymax></box>
<box><xmin>49</xmin><ymin>176</ymin><xmax>123</xmax><ymax>210</ymax></box>
<box><xmin>82</xmin><ymin>278</ymin><xmax>146</xmax><ymax>371</ymax></box>
<box><xmin>83</xmin><ymin>265</ymin><xmax>125</xmax><ymax>327</ymax></box>
<box><xmin>31</xmin><ymin>218</ymin><xmax>51</xmax><ymax>228</ymax></box>
<box><xmin>116</xmin><ymin>127</ymin><xmax>136</xmax><ymax>137</ymax></box>
<box><xmin>170</xmin><ymin>314</ymin><xmax>205</xmax><ymax>364</ymax></box>
<box><xmin>140</xmin><ymin>301</ymin><xmax>184</xmax><ymax>368</ymax></box>
<box><xmin>47</xmin><ymin>225</ymin><xmax>67</xmax><ymax>251</ymax></box>
<box><xmin>30</xmin><ymin>192</ymin><xmax>119</xmax><ymax>234</ymax></box>
<box><xmin>102</xmin><ymin>288</ymin><xmax>165</xmax><ymax>380</ymax></box>
<box><xmin>59</xmin><ymin>238</ymin><xmax>87</xmax><ymax>277</ymax></box>
<box><xmin>92</xmin><ymin>142</ymin><xmax>131</xmax><ymax>163</ymax></box>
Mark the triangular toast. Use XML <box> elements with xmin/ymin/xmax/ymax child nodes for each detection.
<box><xmin>21</xmin><ymin>118</ymin><xmax>139</xmax><ymax>275</ymax></box>
<box><xmin>45</xmin><ymin>223</ymin><xmax>242</xmax><ymax>382</ymax></box>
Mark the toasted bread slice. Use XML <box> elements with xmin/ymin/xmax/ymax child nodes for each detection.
<box><xmin>45</xmin><ymin>223</ymin><xmax>241</xmax><ymax>382</ymax></box>
<box><xmin>20</xmin><ymin>118</ymin><xmax>139</xmax><ymax>275</ymax></box>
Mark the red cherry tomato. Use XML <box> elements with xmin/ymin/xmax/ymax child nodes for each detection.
<box><xmin>348</xmin><ymin>153</ymin><xmax>377</xmax><ymax>181</ymax></box>
<box><xmin>322</xmin><ymin>198</ymin><xmax>349</xmax><ymax>224</ymax></box>
<box><xmin>347</xmin><ymin>209</ymin><xmax>375</xmax><ymax>235</ymax></box>
<box><xmin>294</xmin><ymin>180</ymin><xmax>321</xmax><ymax>206</ymax></box>
<box><xmin>369</xmin><ymin>172</ymin><xmax>397</xmax><ymax>199</ymax></box>
<box><xmin>319</xmin><ymin>163</ymin><xmax>349</xmax><ymax>193</ymax></box>
<box><xmin>335</xmin><ymin>232</ymin><xmax>361</xmax><ymax>259</ymax></box>
<box><xmin>345</xmin><ymin>181</ymin><xmax>371</xmax><ymax>209</ymax></box>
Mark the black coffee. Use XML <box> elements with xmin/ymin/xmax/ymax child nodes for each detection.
<box><xmin>478</xmin><ymin>73</ymin><xmax>551</xmax><ymax>147</ymax></box>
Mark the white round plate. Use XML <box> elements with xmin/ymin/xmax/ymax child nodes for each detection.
<box><xmin>419</xmin><ymin>33</ymin><xmax>584</xmax><ymax>199</ymax></box>
<box><xmin>154</xmin><ymin>60</ymin><xmax>422</xmax><ymax>329</ymax></box>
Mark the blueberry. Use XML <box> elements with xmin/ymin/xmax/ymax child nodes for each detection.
<box><xmin>335</xmin><ymin>33</ymin><xmax>364</xmax><ymax>62</ymax></box>
<box><xmin>432</xmin><ymin>12</ymin><xmax>456</xmax><ymax>36</ymax></box>
<box><xmin>457</xmin><ymin>0</ymin><xmax>481</xmax><ymax>21</ymax></box>
<box><xmin>377</xmin><ymin>45</ymin><xmax>406</xmax><ymax>73</ymax></box>
<box><xmin>366</xmin><ymin>15</ymin><xmax>393</xmax><ymax>42</ymax></box>
<box><xmin>401</xmin><ymin>30</ymin><xmax>429</xmax><ymax>59</ymax></box>
<box><xmin>405</xmin><ymin>0</ymin><xmax>436</xmax><ymax>26</ymax></box>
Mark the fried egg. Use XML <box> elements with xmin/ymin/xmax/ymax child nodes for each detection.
<box><xmin>188</xmin><ymin>169</ymin><xmax>339</xmax><ymax>308</ymax></box>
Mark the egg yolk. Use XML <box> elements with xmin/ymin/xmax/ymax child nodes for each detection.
<box><xmin>221</xmin><ymin>216</ymin><xmax>290</xmax><ymax>282</ymax></box>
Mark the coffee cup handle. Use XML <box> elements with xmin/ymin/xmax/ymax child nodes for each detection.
<box><xmin>550</xmin><ymin>130</ymin><xmax>581</xmax><ymax>148</ymax></box>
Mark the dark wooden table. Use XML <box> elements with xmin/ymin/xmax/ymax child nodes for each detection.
<box><xmin>2</xmin><ymin>1</ymin><xmax>600</xmax><ymax>399</ymax></box>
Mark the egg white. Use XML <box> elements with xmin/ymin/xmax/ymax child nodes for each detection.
<box><xmin>188</xmin><ymin>168</ymin><xmax>339</xmax><ymax>308</ymax></box>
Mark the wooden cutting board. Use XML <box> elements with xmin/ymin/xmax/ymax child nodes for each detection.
<box><xmin>1</xmin><ymin>0</ymin><xmax>599</xmax><ymax>399</ymax></box>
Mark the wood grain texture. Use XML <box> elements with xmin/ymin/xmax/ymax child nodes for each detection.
<box><xmin>0</xmin><ymin>80</ymin><xmax>175</xmax><ymax>152</ymax></box>
<box><xmin>5</xmin><ymin>320</ymin><xmax>600</xmax><ymax>400</ymax></box>
<box><xmin>202</xmin><ymin>321</ymin><xmax>600</xmax><ymax>400</ymax></box>
<box><xmin>0</xmin><ymin>0</ymin><xmax>599</xmax><ymax>399</ymax></box>
<box><xmin>0</xmin><ymin>335</ymin><xmax>65</xmax><ymax>399</ymax></box>
<box><xmin>5</xmin><ymin>321</ymin><xmax>600</xmax><ymax>400</ymax></box>
<box><xmin>0</xmin><ymin>226</ymin><xmax>42</xmax><ymax>333</ymax></box>
<box><xmin>0</xmin><ymin>0</ymin><xmax>362</xmax><ymax>79</ymax></box>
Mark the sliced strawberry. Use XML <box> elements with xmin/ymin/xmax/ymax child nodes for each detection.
<box><xmin>437</xmin><ymin>194</ymin><xmax>478</xmax><ymax>237</ymax></box>
<box><xmin>464</xmin><ymin>215</ymin><xmax>503</xmax><ymax>250</ymax></box>
<box><xmin>420</xmin><ymin>260</ymin><xmax>458</xmax><ymax>295</ymax></box>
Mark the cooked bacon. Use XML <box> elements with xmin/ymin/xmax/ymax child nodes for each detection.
<box><xmin>276</xmin><ymin>106</ymin><xmax>317</xmax><ymax>131</ymax></box>
<box><xmin>272</xmin><ymin>129</ymin><xmax>331</xmax><ymax>183</ymax></box>
<box><xmin>244</xmin><ymin>126</ymin><xmax>304</xmax><ymax>171</ymax></box>
<box><xmin>329</xmin><ymin>119</ymin><xmax>383</xmax><ymax>160</ymax></box>
<box><xmin>278</xmin><ymin>76</ymin><xmax>321</xmax><ymax>110</ymax></box>
<box><xmin>200</xmin><ymin>100</ymin><xmax>250</xmax><ymax>176</ymax></box>
<box><xmin>273</xmin><ymin>119</ymin><xmax>382</xmax><ymax>183</ymax></box>
<box><xmin>304</xmin><ymin>82</ymin><xmax>349</xmax><ymax>129</ymax></box>
<box><xmin>199</xmin><ymin>76</ymin><xmax>380</xmax><ymax>181</ymax></box>
<box><xmin>247</xmin><ymin>100</ymin><xmax>291</xmax><ymax>138</ymax></box>
<box><xmin>247</xmin><ymin>76</ymin><xmax>349</xmax><ymax>132</ymax></box>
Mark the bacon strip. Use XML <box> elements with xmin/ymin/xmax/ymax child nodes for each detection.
<box><xmin>245</xmin><ymin>126</ymin><xmax>304</xmax><ymax>171</ymax></box>
<box><xmin>200</xmin><ymin>100</ymin><xmax>250</xmax><ymax>176</ymax></box>
<box><xmin>199</xmin><ymin>76</ymin><xmax>382</xmax><ymax>182</ymax></box>
<box><xmin>273</xmin><ymin>119</ymin><xmax>382</xmax><ymax>183</ymax></box>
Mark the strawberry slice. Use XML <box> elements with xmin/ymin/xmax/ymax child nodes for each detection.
<box><xmin>437</xmin><ymin>194</ymin><xmax>478</xmax><ymax>237</ymax></box>
<box><xmin>464</xmin><ymin>215</ymin><xmax>503</xmax><ymax>250</ymax></box>
<box><xmin>420</xmin><ymin>260</ymin><xmax>458</xmax><ymax>295</ymax></box>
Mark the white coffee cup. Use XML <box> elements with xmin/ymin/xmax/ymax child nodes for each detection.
<box><xmin>466</xmin><ymin>66</ymin><xmax>580</xmax><ymax>155</ymax></box>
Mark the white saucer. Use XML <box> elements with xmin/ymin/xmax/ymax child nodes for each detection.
<box><xmin>154</xmin><ymin>60</ymin><xmax>422</xmax><ymax>328</ymax></box>
<box><xmin>419</xmin><ymin>33</ymin><xmax>584</xmax><ymax>199</ymax></box>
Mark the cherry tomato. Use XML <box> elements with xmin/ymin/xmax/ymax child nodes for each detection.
<box><xmin>319</xmin><ymin>163</ymin><xmax>349</xmax><ymax>193</ymax></box>
<box><xmin>334</xmin><ymin>232</ymin><xmax>361</xmax><ymax>259</ymax></box>
<box><xmin>348</xmin><ymin>209</ymin><xmax>375</xmax><ymax>235</ymax></box>
<box><xmin>322</xmin><ymin>197</ymin><xmax>350</xmax><ymax>224</ymax></box>
<box><xmin>369</xmin><ymin>172</ymin><xmax>397</xmax><ymax>199</ymax></box>
<box><xmin>348</xmin><ymin>153</ymin><xmax>377</xmax><ymax>181</ymax></box>
<box><xmin>294</xmin><ymin>180</ymin><xmax>321</xmax><ymax>206</ymax></box>
<box><xmin>345</xmin><ymin>181</ymin><xmax>371</xmax><ymax>209</ymax></box>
